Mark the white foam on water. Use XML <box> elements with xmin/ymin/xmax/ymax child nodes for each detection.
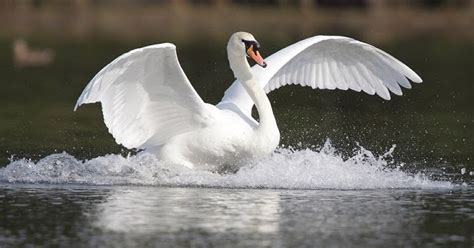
<box><xmin>0</xmin><ymin>140</ymin><xmax>452</xmax><ymax>189</ymax></box>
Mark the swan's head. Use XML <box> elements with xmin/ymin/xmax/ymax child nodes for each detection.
<box><xmin>228</xmin><ymin>32</ymin><xmax>267</xmax><ymax>68</ymax></box>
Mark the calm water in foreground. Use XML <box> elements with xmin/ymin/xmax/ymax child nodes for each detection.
<box><xmin>1</xmin><ymin>184</ymin><xmax>473</xmax><ymax>247</ymax></box>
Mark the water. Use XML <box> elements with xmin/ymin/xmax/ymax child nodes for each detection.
<box><xmin>1</xmin><ymin>141</ymin><xmax>472</xmax><ymax>246</ymax></box>
<box><xmin>1</xmin><ymin>184</ymin><xmax>472</xmax><ymax>247</ymax></box>
<box><xmin>0</xmin><ymin>141</ymin><xmax>453</xmax><ymax>189</ymax></box>
<box><xmin>1</xmin><ymin>32</ymin><xmax>473</xmax><ymax>246</ymax></box>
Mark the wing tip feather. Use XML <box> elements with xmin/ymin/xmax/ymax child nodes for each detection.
<box><xmin>404</xmin><ymin>68</ymin><xmax>423</xmax><ymax>83</ymax></box>
<box><xmin>412</xmin><ymin>74</ymin><xmax>423</xmax><ymax>83</ymax></box>
<box><xmin>378</xmin><ymin>92</ymin><xmax>391</xmax><ymax>100</ymax></box>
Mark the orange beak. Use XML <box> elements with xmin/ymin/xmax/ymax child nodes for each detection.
<box><xmin>247</xmin><ymin>45</ymin><xmax>267</xmax><ymax>68</ymax></box>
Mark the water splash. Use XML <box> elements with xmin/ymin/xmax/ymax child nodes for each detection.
<box><xmin>0</xmin><ymin>140</ymin><xmax>452</xmax><ymax>189</ymax></box>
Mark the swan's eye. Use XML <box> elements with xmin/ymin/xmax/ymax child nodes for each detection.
<box><xmin>242</xmin><ymin>39</ymin><xmax>260</xmax><ymax>53</ymax></box>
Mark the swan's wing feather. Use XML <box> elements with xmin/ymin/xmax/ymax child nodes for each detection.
<box><xmin>218</xmin><ymin>36</ymin><xmax>422</xmax><ymax>117</ymax></box>
<box><xmin>75</xmin><ymin>43</ymin><xmax>213</xmax><ymax>149</ymax></box>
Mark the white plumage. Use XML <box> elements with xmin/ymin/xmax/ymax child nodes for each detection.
<box><xmin>218</xmin><ymin>36</ymin><xmax>422</xmax><ymax>117</ymax></box>
<box><xmin>75</xmin><ymin>32</ymin><xmax>422</xmax><ymax>171</ymax></box>
<box><xmin>75</xmin><ymin>43</ymin><xmax>212</xmax><ymax>149</ymax></box>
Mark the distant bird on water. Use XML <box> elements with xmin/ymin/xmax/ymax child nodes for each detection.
<box><xmin>13</xmin><ymin>39</ymin><xmax>54</xmax><ymax>67</ymax></box>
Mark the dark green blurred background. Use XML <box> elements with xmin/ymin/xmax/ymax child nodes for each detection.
<box><xmin>0</xmin><ymin>0</ymin><xmax>472</xmax><ymax>172</ymax></box>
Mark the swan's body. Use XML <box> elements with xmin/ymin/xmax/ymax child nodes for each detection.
<box><xmin>75</xmin><ymin>32</ymin><xmax>422</xmax><ymax>172</ymax></box>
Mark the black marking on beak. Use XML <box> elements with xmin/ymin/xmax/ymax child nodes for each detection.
<box><xmin>242</xmin><ymin>39</ymin><xmax>260</xmax><ymax>53</ymax></box>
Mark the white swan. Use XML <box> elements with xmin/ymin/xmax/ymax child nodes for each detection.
<box><xmin>75</xmin><ymin>32</ymin><xmax>422</xmax><ymax>172</ymax></box>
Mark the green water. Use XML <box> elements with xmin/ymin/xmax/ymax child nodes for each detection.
<box><xmin>0</xmin><ymin>35</ymin><xmax>472</xmax><ymax>173</ymax></box>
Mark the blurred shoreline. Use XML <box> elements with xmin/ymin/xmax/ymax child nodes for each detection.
<box><xmin>0</xmin><ymin>1</ymin><xmax>473</xmax><ymax>42</ymax></box>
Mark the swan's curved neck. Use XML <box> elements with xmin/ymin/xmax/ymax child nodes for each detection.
<box><xmin>227</xmin><ymin>51</ymin><xmax>276</xmax><ymax>130</ymax></box>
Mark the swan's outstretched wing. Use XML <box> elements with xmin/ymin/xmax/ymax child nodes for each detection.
<box><xmin>218</xmin><ymin>36</ymin><xmax>422</xmax><ymax>117</ymax></box>
<box><xmin>75</xmin><ymin>43</ymin><xmax>213</xmax><ymax>149</ymax></box>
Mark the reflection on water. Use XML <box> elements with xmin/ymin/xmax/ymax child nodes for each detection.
<box><xmin>95</xmin><ymin>188</ymin><xmax>280</xmax><ymax>235</ymax></box>
<box><xmin>1</xmin><ymin>184</ymin><xmax>472</xmax><ymax>247</ymax></box>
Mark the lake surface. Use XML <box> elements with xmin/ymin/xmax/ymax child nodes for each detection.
<box><xmin>0</xmin><ymin>33</ymin><xmax>473</xmax><ymax>246</ymax></box>
<box><xmin>1</xmin><ymin>183</ymin><xmax>472</xmax><ymax>247</ymax></box>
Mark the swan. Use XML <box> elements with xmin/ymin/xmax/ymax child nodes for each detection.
<box><xmin>75</xmin><ymin>32</ymin><xmax>422</xmax><ymax>172</ymax></box>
